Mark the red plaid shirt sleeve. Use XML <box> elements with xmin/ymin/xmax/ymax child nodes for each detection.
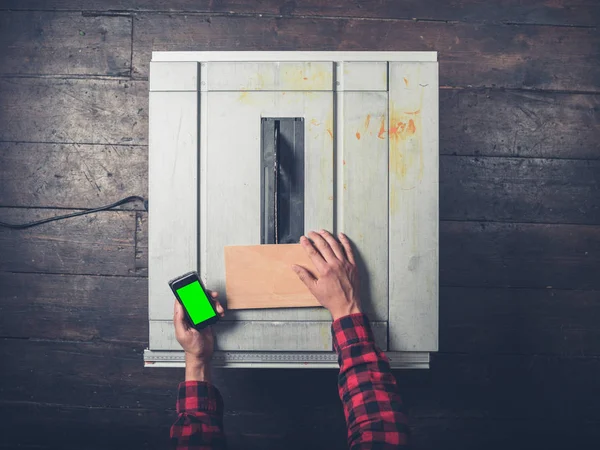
<box><xmin>170</xmin><ymin>381</ymin><xmax>226</xmax><ymax>450</ymax></box>
<box><xmin>332</xmin><ymin>313</ymin><xmax>409</xmax><ymax>448</ymax></box>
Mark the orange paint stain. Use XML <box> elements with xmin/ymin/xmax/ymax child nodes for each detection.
<box><xmin>377</xmin><ymin>116</ymin><xmax>386</xmax><ymax>139</ymax></box>
<box><xmin>364</xmin><ymin>114</ymin><xmax>371</xmax><ymax>129</ymax></box>
<box><xmin>328</xmin><ymin>195</ymin><xmax>333</xmax><ymax>200</ymax></box>
<box><xmin>356</xmin><ymin>131</ymin><xmax>361</xmax><ymax>140</ymax></box>
<box><xmin>405</xmin><ymin>109</ymin><xmax>420</xmax><ymax>115</ymax></box>
<box><xmin>343</xmin><ymin>159</ymin><xmax>346</xmax><ymax>165</ymax></box>
<box><xmin>403</xmin><ymin>77</ymin><xmax>409</xmax><ymax>87</ymax></box>
<box><xmin>389</xmin><ymin>119</ymin><xmax>416</xmax><ymax>140</ymax></box>
<box><xmin>310</xmin><ymin>119</ymin><xmax>321</xmax><ymax>126</ymax></box>
<box><xmin>303</xmin><ymin>77</ymin><xmax>308</xmax><ymax>80</ymax></box>
<box><xmin>327</xmin><ymin>128</ymin><xmax>333</xmax><ymax>139</ymax></box>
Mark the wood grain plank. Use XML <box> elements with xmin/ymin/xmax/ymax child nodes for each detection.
<box><xmin>2</xmin><ymin>144</ymin><xmax>597</xmax><ymax>228</ymax></box>
<box><xmin>440</xmin><ymin>156</ymin><xmax>600</xmax><ymax>225</ymax></box>
<box><xmin>3</xmin><ymin>0</ymin><xmax>597</xmax><ymax>27</ymax></box>
<box><xmin>0</xmin><ymin>272</ymin><xmax>148</xmax><ymax>343</ymax></box>
<box><xmin>439</xmin><ymin>89</ymin><xmax>600</xmax><ymax>160</ymax></box>
<box><xmin>133</xmin><ymin>14</ymin><xmax>600</xmax><ymax>91</ymax></box>
<box><xmin>0</xmin><ymin>11</ymin><xmax>131</xmax><ymax>77</ymax></box>
<box><xmin>2</xmin><ymin>272</ymin><xmax>596</xmax><ymax>356</ymax></box>
<box><xmin>224</xmin><ymin>244</ymin><xmax>320</xmax><ymax>310</ymax></box>
<box><xmin>1</xmin><ymin>403</ymin><xmax>598</xmax><ymax>450</ymax></box>
<box><xmin>402</xmin><ymin>353</ymin><xmax>600</xmax><ymax>422</ymax></box>
<box><xmin>138</xmin><ymin>215</ymin><xmax>599</xmax><ymax>294</ymax></box>
<box><xmin>0</xmin><ymin>402</ymin><xmax>172</xmax><ymax>450</ymax></box>
<box><xmin>388</xmin><ymin>62</ymin><xmax>439</xmax><ymax>352</ymax></box>
<box><xmin>0</xmin><ymin>78</ymin><xmax>147</xmax><ymax>144</ymax></box>
<box><xmin>441</xmin><ymin>221</ymin><xmax>600</xmax><ymax>290</ymax></box>
<box><xmin>0</xmin><ymin>208</ymin><xmax>138</xmax><ymax>276</ymax></box>
<box><xmin>0</xmin><ymin>142</ymin><xmax>147</xmax><ymax>209</ymax></box>
<box><xmin>4</xmin><ymin>339</ymin><xmax>600</xmax><ymax>423</ymax></box>
<box><xmin>440</xmin><ymin>287</ymin><xmax>600</xmax><ymax>355</ymax></box>
<box><xmin>1</xmin><ymin>79</ymin><xmax>596</xmax><ymax>162</ymax></box>
<box><xmin>411</xmin><ymin>417</ymin><xmax>600</xmax><ymax>450</ymax></box>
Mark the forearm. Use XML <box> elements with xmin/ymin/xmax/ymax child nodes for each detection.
<box><xmin>170</xmin><ymin>358</ymin><xmax>226</xmax><ymax>450</ymax></box>
<box><xmin>333</xmin><ymin>314</ymin><xmax>409</xmax><ymax>449</ymax></box>
<box><xmin>185</xmin><ymin>353</ymin><xmax>211</xmax><ymax>383</ymax></box>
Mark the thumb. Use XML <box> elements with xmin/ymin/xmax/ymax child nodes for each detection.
<box><xmin>292</xmin><ymin>264</ymin><xmax>317</xmax><ymax>292</ymax></box>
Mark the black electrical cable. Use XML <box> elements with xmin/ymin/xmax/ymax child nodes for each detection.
<box><xmin>0</xmin><ymin>196</ymin><xmax>148</xmax><ymax>230</ymax></box>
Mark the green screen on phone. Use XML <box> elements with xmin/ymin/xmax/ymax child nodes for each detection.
<box><xmin>176</xmin><ymin>281</ymin><xmax>216</xmax><ymax>325</ymax></box>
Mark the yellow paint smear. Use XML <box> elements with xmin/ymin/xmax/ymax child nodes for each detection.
<box><xmin>389</xmin><ymin>103</ymin><xmax>424</xmax><ymax>215</ymax></box>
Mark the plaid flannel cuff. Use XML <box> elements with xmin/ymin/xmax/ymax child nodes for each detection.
<box><xmin>331</xmin><ymin>313</ymin><xmax>374</xmax><ymax>353</ymax></box>
<box><xmin>176</xmin><ymin>381</ymin><xmax>224</xmax><ymax>415</ymax></box>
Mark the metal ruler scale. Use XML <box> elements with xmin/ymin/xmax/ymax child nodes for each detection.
<box><xmin>144</xmin><ymin>350</ymin><xmax>430</xmax><ymax>369</ymax></box>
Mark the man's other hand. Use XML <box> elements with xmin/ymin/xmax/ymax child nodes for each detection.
<box><xmin>173</xmin><ymin>292</ymin><xmax>225</xmax><ymax>382</ymax></box>
<box><xmin>292</xmin><ymin>230</ymin><xmax>361</xmax><ymax>321</ymax></box>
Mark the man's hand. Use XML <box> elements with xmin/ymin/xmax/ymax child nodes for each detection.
<box><xmin>173</xmin><ymin>291</ymin><xmax>225</xmax><ymax>382</ymax></box>
<box><xmin>292</xmin><ymin>230</ymin><xmax>361</xmax><ymax>321</ymax></box>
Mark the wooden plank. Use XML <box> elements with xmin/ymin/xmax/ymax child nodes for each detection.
<box><xmin>2</xmin><ymin>144</ymin><xmax>597</xmax><ymax>228</ymax></box>
<box><xmin>412</xmin><ymin>417</ymin><xmax>600</xmax><ymax>450</ymax></box>
<box><xmin>149</xmin><ymin>320</ymin><xmax>389</xmax><ymax>351</ymax></box>
<box><xmin>201</xmin><ymin>91</ymin><xmax>333</xmax><ymax>322</ymax></box>
<box><xmin>440</xmin><ymin>156</ymin><xmax>600</xmax><ymax>225</ymax></box>
<box><xmin>388</xmin><ymin>62</ymin><xmax>439</xmax><ymax>352</ymax></box>
<box><xmin>148</xmin><ymin>90</ymin><xmax>198</xmax><ymax>321</ymax></box>
<box><xmin>340</xmin><ymin>91</ymin><xmax>389</xmax><ymax>321</ymax></box>
<box><xmin>0</xmin><ymin>272</ymin><xmax>148</xmax><ymax>343</ymax></box>
<box><xmin>207</xmin><ymin>61</ymin><xmax>334</xmax><ymax>91</ymax></box>
<box><xmin>4</xmin><ymin>341</ymin><xmax>600</xmax><ymax>423</ymax></box>
<box><xmin>133</xmin><ymin>15</ymin><xmax>600</xmax><ymax>91</ymax></box>
<box><xmin>4</xmin><ymin>275</ymin><xmax>596</xmax><ymax>360</ymax></box>
<box><xmin>224</xmin><ymin>244</ymin><xmax>321</xmax><ymax>310</ymax></box>
<box><xmin>0</xmin><ymin>142</ymin><xmax>147</xmax><ymax>209</ymax></box>
<box><xmin>440</xmin><ymin>221</ymin><xmax>600</xmax><ymax>290</ymax></box>
<box><xmin>0</xmin><ymin>78</ymin><xmax>147</xmax><ymax>144</ymax></box>
<box><xmin>4</xmin><ymin>1</ymin><xmax>597</xmax><ymax>27</ymax></box>
<box><xmin>0</xmin><ymin>340</ymin><xmax>174</xmax><ymax>410</ymax></box>
<box><xmin>440</xmin><ymin>287</ymin><xmax>600</xmax><ymax>356</ymax></box>
<box><xmin>0</xmin><ymin>402</ymin><xmax>172</xmax><ymax>450</ymax></box>
<box><xmin>0</xmin><ymin>11</ymin><xmax>131</xmax><ymax>77</ymax></box>
<box><xmin>402</xmin><ymin>353</ymin><xmax>600</xmax><ymax>422</ymax></box>
<box><xmin>0</xmin><ymin>208</ymin><xmax>138</xmax><ymax>276</ymax></box>
<box><xmin>440</xmin><ymin>90</ymin><xmax>600</xmax><ymax>160</ymax></box>
<box><xmin>1</xmin><ymin>79</ymin><xmax>596</xmax><ymax>162</ymax></box>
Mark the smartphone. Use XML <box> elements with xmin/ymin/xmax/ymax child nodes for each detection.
<box><xmin>168</xmin><ymin>271</ymin><xmax>220</xmax><ymax>330</ymax></box>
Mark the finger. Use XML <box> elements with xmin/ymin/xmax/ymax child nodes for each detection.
<box><xmin>209</xmin><ymin>290</ymin><xmax>219</xmax><ymax>298</ymax></box>
<box><xmin>308</xmin><ymin>231</ymin><xmax>337</xmax><ymax>263</ymax></box>
<box><xmin>339</xmin><ymin>232</ymin><xmax>356</xmax><ymax>265</ymax></box>
<box><xmin>292</xmin><ymin>264</ymin><xmax>318</xmax><ymax>293</ymax></box>
<box><xmin>214</xmin><ymin>300</ymin><xmax>225</xmax><ymax>318</ymax></box>
<box><xmin>318</xmin><ymin>229</ymin><xmax>345</xmax><ymax>260</ymax></box>
<box><xmin>299</xmin><ymin>235</ymin><xmax>327</xmax><ymax>273</ymax></box>
<box><xmin>173</xmin><ymin>301</ymin><xmax>189</xmax><ymax>336</ymax></box>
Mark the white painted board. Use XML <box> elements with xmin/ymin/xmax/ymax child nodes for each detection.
<box><xmin>340</xmin><ymin>91</ymin><xmax>389</xmax><ymax>321</ymax></box>
<box><xmin>388</xmin><ymin>62</ymin><xmax>439</xmax><ymax>351</ymax></box>
<box><xmin>148</xmin><ymin>90</ymin><xmax>198</xmax><ymax>321</ymax></box>
<box><xmin>207</xmin><ymin>61</ymin><xmax>333</xmax><ymax>91</ymax></box>
<box><xmin>149</xmin><ymin>320</ymin><xmax>389</xmax><ymax>351</ymax></box>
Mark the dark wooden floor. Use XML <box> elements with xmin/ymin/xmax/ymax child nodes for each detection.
<box><xmin>0</xmin><ymin>1</ymin><xmax>599</xmax><ymax>449</ymax></box>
